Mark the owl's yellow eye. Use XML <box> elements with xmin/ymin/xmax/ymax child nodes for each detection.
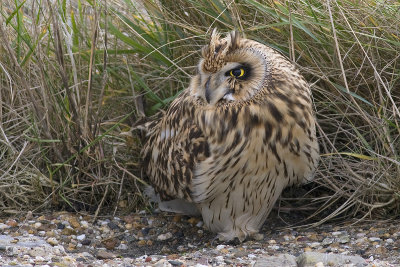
<box><xmin>230</xmin><ymin>68</ymin><xmax>245</xmax><ymax>78</ymax></box>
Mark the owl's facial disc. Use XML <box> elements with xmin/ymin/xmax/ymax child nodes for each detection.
<box><xmin>201</xmin><ymin>62</ymin><xmax>244</xmax><ymax>105</ymax></box>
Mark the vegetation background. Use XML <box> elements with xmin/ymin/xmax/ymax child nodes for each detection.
<box><xmin>0</xmin><ymin>0</ymin><xmax>399</xmax><ymax>225</ymax></box>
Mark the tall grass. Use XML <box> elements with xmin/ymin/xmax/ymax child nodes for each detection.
<box><xmin>0</xmin><ymin>0</ymin><xmax>399</xmax><ymax>223</ymax></box>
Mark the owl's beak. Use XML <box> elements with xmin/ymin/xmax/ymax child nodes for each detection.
<box><xmin>204</xmin><ymin>76</ymin><xmax>230</xmax><ymax>105</ymax></box>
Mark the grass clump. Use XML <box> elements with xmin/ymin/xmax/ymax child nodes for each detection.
<box><xmin>0</xmin><ymin>0</ymin><xmax>399</xmax><ymax>224</ymax></box>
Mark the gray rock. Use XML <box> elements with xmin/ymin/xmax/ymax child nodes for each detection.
<box><xmin>254</xmin><ymin>254</ymin><xmax>297</xmax><ymax>267</ymax></box>
<box><xmin>296</xmin><ymin>252</ymin><xmax>367</xmax><ymax>267</ymax></box>
<box><xmin>337</xmin><ymin>235</ymin><xmax>350</xmax><ymax>244</ymax></box>
<box><xmin>322</xmin><ymin>237</ymin><xmax>334</xmax><ymax>245</ymax></box>
<box><xmin>96</xmin><ymin>250</ymin><xmax>116</xmax><ymax>259</ymax></box>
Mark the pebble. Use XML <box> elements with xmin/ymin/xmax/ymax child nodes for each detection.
<box><xmin>96</xmin><ymin>250</ymin><xmax>115</xmax><ymax>259</ymax></box>
<box><xmin>337</xmin><ymin>235</ymin><xmax>350</xmax><ymax>244</ymax></box>
<box><xmin>157</xmin><ymin>232</ymin><xmax>173</xmax><ymax>241</ymax></box>
<box><xmin>369</xmin><ymin>237</ymin><xmax>381</xmax><ymax>242</ymax></box>
<box><xmin>322</xmin><ymin>237</ymin><xmax>333</xmax><ymax>245</ymax></box>
<box><xmin>169</xmin><ymin>260</ymin><xmax>183</xmax><ymax>266</ymax></box>
<box><xmin>0</xmin><ymin>213</ymin><xmax>398</xmax><ymax>267</ymax></box>
<box><xmin>76</xmin><ymin>234</ymin><xmax>86</xmax><ymax>241</ymax></box>
<box><xmin>80</xmin><ymin>221</ymin><xmax>89</xmax><ymax>228</ymax></box>
<box><xmin>46</xmin><ymin>237</ymin><xmax>59</xmax><ymax>246</ymax></box>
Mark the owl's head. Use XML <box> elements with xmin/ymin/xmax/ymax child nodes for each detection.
<box><xmin>190</xmin><ymin>29</ymin><xmax>280</xmax><ymax>106</ymax></box>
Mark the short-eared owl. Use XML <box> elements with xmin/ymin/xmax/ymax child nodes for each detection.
<box><xmin>142</xmin><ymin>30</ymin><xmax>319</xmax><ymax>241</ymax></box>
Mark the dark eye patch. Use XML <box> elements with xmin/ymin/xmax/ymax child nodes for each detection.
<box><xmin>225</xmin><ymin>64</ymin><xmax>251</xmax><ymax>80</ymax></box>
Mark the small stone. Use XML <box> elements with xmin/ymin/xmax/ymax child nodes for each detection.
<box><xmin>157</xmin><ymin>232</ymin><xmax>173</xmax><ymax>241</ymax></box>
<box><xmin>187</xmin><ymin>217</ymin><xmax>200</xmax><ymax>225</ymax></box>
<box><xmin>146</xmin><ymin>240</ymin><xmax>153</xmax><ymax>246</ymax></box>
<box><xmin>331</xmin><ymin>231</ymin><xmax>342</xmax><ymax>236</ymax></box>
<box><xmin>125</xmin><ymin>223</ymin><xmax>133</xmax><ymax>230</ymax></box>
<box><xmin>310</xmin><ymin>242</ymin><xmax>321</xmax><ymax>248</ymax></box>
<box><xmin>76</xmin><ymin>234</ymin><xmax>86</xmax><ymax>241</ymax></box>
<box><xmin>337</xmin><ymin>235</ymin><xmax>350</xmax><ymax>244</ymax></box>
<box><xmin>102</xmin><ymin>237</ymin><xmax>119</xmax><ymax>250</ymax></box>
<box><xmin>6</xmin><ymin>219</ymin><xmax>18</xmax><ymax>227</ymax></box>
<box><xmin>38</xmin><ymin>231</ymin><xmax>46</xmax><ymax>236</ymax></box>
<box><xmin>81</xmin><ymin>239</ymin><xmax>91</xmax><ymax>246</ymax></box>
<box><xmin>80</xmin><ymin>221</ymin><xmax>89</xmax><ymax>229</ymax></box>
<box><xmin>216</xmin><ymin>245</ymin><xmax>226</xmax><ymax>250</ymax></box>
<box><xmin>172</xmin><ymin>215</ymin><xmax>182</xmax><ymax>223</ymax></box>
<box><xmin>321</xmin><ymin>237</ymin><xmax>333</xmax><ymax>245</ymax></box>
<box><xmin>297</xmin><ymin>236</ymin><xmax>309</xmax><ymax>242</ymax></box>
<box><xmin>169</xmin><ymin>260</ymin><xmax>183</xmax><ymax>266</ymax></box>
<box><xmin>234</xmin><ymin>250</ymin><xmax>248</xmax><ymax>257</ymax></box>
<box><xmin>155</xmin><ymin>259</ymin><xmax>169</xmax><ymax>267</ymax></box>
<box><xmin>196</xmin><ymin>221</ymin><xmax>204</xmax><ymax>227</ymax></box>
<box><xmin>309</xmin><ymin>234</ymin><xmax>319</xmax><ymax>241</ymax></box>
<box><xmin>141</xmin><ymin>227</ymin><xmax>150</xmax><ymax>235</ymax></box>
<box><xmin>220</xmin><ymin>248</ymin><xmax>229</xmax><ymax>254</ymax></box>
<box><xmin>386</xmin><ymin>238</ymin><xmax>394</xmax><ymax>244</ymax></box>
<box><xmin>167</xmin><ymin>254</ymin><xmax>179</xmax><ymax>260</ymax></box>
<box><xmin>47</xmin><ymin>237</ymin><xmax>59</xmax><ymax>246</ymax></box>
<box><xmin>137</xmin><ymin>240</ymin><xmax>146</xmax><ymax>246</ymax></box>
<box><xmin>107</xmin><ymin>222</ymin><xmax>120</xmax><ymax>230</ymax></box>
<box><xmin>68</xmin><ymin>217</ymin><xmax>81</xmax><ymax>229</ymax></box>
<box><xmin>161</xmin><ymin>245</ymin><xmax>171</xmax><ymax>254</ymax></box>
<box><xmin>26</xmin><ymin>211</ymin><xmax>33</xmax><ymax>220</ymax></box>
<box><xmin>375</xmin><ymin>246</ymin><xmax>387</xmax><ymax>254</ymax></box>
<box><xmin>46</xmin><ymin>230</ymin><xmax>56</xmax><ymax>237</ymax></box>
<box><xmin>96</xmin><ymin>250</ymin><xmax>115</xmax><ymax>259</ymax></box>
<box><xmin>145</xmin><ymin>256</ymin><xmax>152</xmax><ymax>262</ymax></box>
<box><xmin>28</xmin><ymin>247</ymin><xmax>46</xmax><ymax>257</ymax></box>
<box><xmin>356</xmin><ymin>233</ymin><xmax>365</xmax><ymax>238</ymax></box>
<box><xmin>57</xmin><ymin>223</ymin><xmax>65</xmax><ymax>230</ymax></box>
<box><xmin>304</xmin><ymin>247</ymin><xmax>312</xmax><ymax>252</ymax></box>
<box><xmin>355</xmin><ymin>237</ymin><xmax>366</xmax><ymax>244</ymax></box>
<box><xmin>67</xmin><ymin>243</ymin><xmax>77</xmax><ymax>251</ymax></box>
<box><xmin>254</xmin><ymin>254</ymin><xmax>297</xmax><ymax>267</ymax></box>
<box><xmin>0</xmin><ymin>223</ymin><xmax>9</xmax><ymax>230</ymax></box>
<box><xmin>34</xmin><ymin>222</ymin><xmax>42</xmax><ymax>229</ymax></box>
<box><xmin>116</xmin><ymin>243</ymin><xmax>128</xmax><ymax>250</ymax></box>
<box><xmin>61</xmin><ymin>228</ymin><xmax>77</xmax><ymax>236</ymax></box>
<box><xmin>369</xmin><ymin>237</ymin><xmax>381</xmax><ymax>242</ymax></box>
<box><xmin>296</xmin><ymin>252</ymin><xmax>366</xmax><ymax>267</ymax></box>
<box><xmin>283</xmin><ymin>235</ymin><xmax>292</xmax><ymax>241</ymax></box>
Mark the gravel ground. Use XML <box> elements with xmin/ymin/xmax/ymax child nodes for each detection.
<box><xmin>0</xmin><ymin>210</ymin><xmax>399</xmax><ymax>266</ymax></box>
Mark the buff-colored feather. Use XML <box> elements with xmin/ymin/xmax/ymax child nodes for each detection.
<box><xmin>141</xmin><ymin>30</ymin><xmax>319</xmax><ymax>241</ymax></box>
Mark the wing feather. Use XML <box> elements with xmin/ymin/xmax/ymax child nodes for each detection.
<box><xmin>141</xmin><ymin>91</ymin><xmax>209</xmax><ymax>201</ymax></box>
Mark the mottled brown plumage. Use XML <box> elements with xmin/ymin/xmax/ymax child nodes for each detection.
<box><xmin>141</xmin><ymin>30</ymin><xmax>319</xmax><ymax>241</ymax></box>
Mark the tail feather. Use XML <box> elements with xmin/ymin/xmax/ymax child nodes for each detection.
<box><xmin>144</xmin><ymin>186</ymin><xmax>200</xmax><ymax>216</ymax></box>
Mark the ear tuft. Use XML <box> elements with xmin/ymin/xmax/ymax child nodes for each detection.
<box><xmin>201</xmin><ymin>29</ymin><xmax>242</xmax><ymax>72</ymax></box>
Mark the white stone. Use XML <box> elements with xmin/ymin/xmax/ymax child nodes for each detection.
<box><xmin>0</xmin><ymin>223</ymin><xmax>9</xmax><ymax>230</ymax></box>
<box><xmin>216</xmin><ymin>244</ymin><xmax>225</xmax><ymax>250</ymax></box>
<box><xmin>117</xmin><ymin>243</ymin><xmax>128</xmax><ymax>250</ymax></box>
<box><xmin>331</xmin><ymin>231</ymin><xmax>342</xmax><ymax>236</ymax></box>
<box><xmin>386</xmin><ymin>238</ymin><xmax>394</xmax><ymax>244</ymax></box>
<box><xmin>76</xmin><ymin>234</ymin><xmax>86</xmax><ymax>241</ymax></box>
<box><xmin>368</xmin><ymin>237</ymin><xmax>381</xmax><ymax>242</ymax></box>
<box><xmin>196</xmin><ymin>221</ymin><xmax>204</xmax><ymax>227</ymax></box>
<box><xmin>157</xmin><ymin>232</ymin><xmax>172</xmax><ymax>241</ymax></box>
<box><xmin>81</xmin><ymin>221</ymin><xmax>89</xmax><ymax>228</ymax></box>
